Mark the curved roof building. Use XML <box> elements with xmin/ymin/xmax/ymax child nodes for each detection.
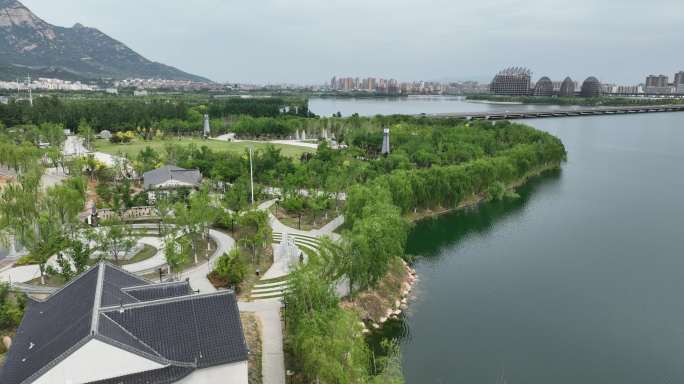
<box><xmin>559</xmin><ymin>77</ymin><xmax>575</xmax><ymax>97</ymax></box>
<box><xmin>581</xmin><ymin>76</ymin><xmax>602</xmax><ymax>98</ymax></box>
<box><xmin>490</xmin><ymin>67</ymin><xmax>532</xmax><ymax>96</ymax></box>
<box><xmin>533</xmin><ymin>76</ymin><xmax>554</xmax><ymax>96</ymax></box>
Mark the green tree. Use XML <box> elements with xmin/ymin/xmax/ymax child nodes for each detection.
<box><xmin>0</xmin><ymin>282</ymin><xmax>26</xmax><ymax>330</ymax></box>
<box><xmin>97</xmin><ymin>218</ymin><xmax>135</xmax><ymax>264</ymax></box>
<box><xmin>237</xmin><ymin>209</ymin><xmax>271</xmax><ymax>264</ymax></box>
<box><xmin>163</xmin><ymin>233</ymin><xmax>189</xmax><ymax>276</ymax></box>
<box><xmin>213</xmin><ymin>248</ymin><xmax>248</xmax><ymax>290</ymax></box>
<box><xmin>78</xmin><ymin>119</ymin><xmax>95</xmax><ymax>151</ymax></box>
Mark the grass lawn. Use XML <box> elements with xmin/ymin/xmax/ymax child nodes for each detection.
<box><xmin>270</xmin><ymin>204</ymin><xmax>342</xmax><ymax>231</ymax></box>
<box><xmin>236</xmin><ymin>247</ymin><xmax>274</xmax><ymax>299</ymax></box>
<box><xmin>86</xmin><ymin>244</ymin><xmax>159</xmax><ymax>267</ymax></box>
<box><xmin>123</xmin><ymin>245</ymin><xmax>157</xmax><ymax>265</ymax></box>
<box><xmin>94</xmin><ymin>138</ymin><xmax>315</xmax><ymax>160</ymax></box>
<box><xmin>176</xmin><ymin>234</ymin><xmax>217</xmax><ymax>272</ymax></box>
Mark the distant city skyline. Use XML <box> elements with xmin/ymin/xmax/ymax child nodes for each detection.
<box><xmin>18</xmin><ymin>0</ymin><xmax>684</xmax><ymax>85</ymax></box>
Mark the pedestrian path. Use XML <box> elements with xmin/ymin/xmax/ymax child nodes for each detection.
<box><xmin>247</xmin><ymin>232</ymin><xmax>323</xmax><ymax>301</ymax></box>
<box><xmin>238</xmin><ymin>299</ymin><xmax>285</xmax><ymax>384</ymax></box>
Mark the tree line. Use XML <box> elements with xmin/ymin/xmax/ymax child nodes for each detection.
<box><xmin>0</xmin><ymin>96</ymin><xmax>311</xmax><ymax>133</ymax></box>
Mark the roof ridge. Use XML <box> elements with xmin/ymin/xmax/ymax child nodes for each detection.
<box><xmin>102</xmin><ymin>261</ymin><xmax>153</xmax><ymax>285</ymax></box>
<box><xmin>99</xmin><ymin>290</ymin><xmax>234</xmax><ymax>312</ymax></box>
<box><xmin>31</xmin><ymin>264</ymin><xmax>99</xmax><ymax>303</ymax></box>
<box><xmin>89</xmin><ymin>263</ymin><xmax>106</xmax><ymax>334</ymax></box>
<box><xmin>121</xmin><ymin>280</ymin><xmax>190</xmax><ymax>292</ymax></box>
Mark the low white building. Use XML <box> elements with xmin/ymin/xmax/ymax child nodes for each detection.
<box><xmin>143</xmin><ymin>165</ymin><xmax>202</xmax><ymax>203</ymax></box>
<box><xmin>0</xmin><ymin>262</ymin><xmax>249</xmax><ymax>384</ymax></box>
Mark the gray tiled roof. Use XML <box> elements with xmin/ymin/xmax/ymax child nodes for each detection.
<box><xmin>0</xmin><ymin>267</ymin><xmax>99</xmax><ymax>384</ymax></box>
<box><xmin>123</xmin><ymin>281</ymin><xmax>192</xmax><ymax>302</ymax></box>
<box><xmin>102</xmin><ymin>292</ymin><xmax>248</xmax><ymax>368</ymax></box>
<box><xmin>143</xmin><ymin>165</ymin><xmax>202</xmax><ymax>190</ymax></box>
<box><xmin>0</xmin><ymin>263</ymin><xmax>247</xmax><ymax>384</ymax></box>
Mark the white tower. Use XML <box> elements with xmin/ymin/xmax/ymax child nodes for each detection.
<box><xmin>381</xmin><ymin>128</ymin><xmax>390</xmax><ymax>155</ymax></box>
<box><xmin>203</xmin><ymin>114</ymin><xmax>211</xmax><ymax>138</ymax></box>
<box><xmin>26</xmin><ymin>74</ymin><xmax>33</xmax><ymax>107</ymax></box>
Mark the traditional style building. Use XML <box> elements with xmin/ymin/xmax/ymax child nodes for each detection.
<box><xmin>0</xmin><ymin>262</ymin><xmax>248</xmax><ymax>384</ymax></box>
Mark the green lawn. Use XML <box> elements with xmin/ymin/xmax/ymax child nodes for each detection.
<box><xmin>94</xmin><ymin>138</ymin><xmax>315</xmax><ymax>160</ymax></box>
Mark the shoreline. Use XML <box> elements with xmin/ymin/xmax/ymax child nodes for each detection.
<box><xmin>465</xmin><ymin>99</ymin><xmax>524</xmax><ymax>105</ymax></box>
<box><xmin>406</xmin><ymin>162</ymin><xmax>562</xmax><ymax>223</ymax></box>
<box><xmin>357</xmin><ymin>162</ymin><xmax>562</xmax><ymax>333</ymax></box>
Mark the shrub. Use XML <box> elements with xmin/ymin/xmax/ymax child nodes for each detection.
<box><xmin>0</xmin><ymin>282</ymin><xmax>26</xmax><ymax>330</ymax></box>
<box><xmin>213</xmin><ymin>249</ymin><xmax>248</xmax><ymax>290</ymax></box>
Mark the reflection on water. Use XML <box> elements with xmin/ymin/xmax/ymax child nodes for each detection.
<box><xmin>309</xmin><ymin>96</ymin><xmax>582</xmax><ymax>117</ymax></box>
<box><xmin>407</xmin><ymin>169</ymin><xmax>562</xmax><ymax>259</ymax></box>
<box><xmin>369</xmin><ymin>169</ymin><xmax>562</xmax><ymax>360</ymax></box>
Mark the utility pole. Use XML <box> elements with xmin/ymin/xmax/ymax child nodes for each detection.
<box><xmin>249</xmin><ymin>147</ymin><xmax>255</xmax><ymax>206</ymax></box>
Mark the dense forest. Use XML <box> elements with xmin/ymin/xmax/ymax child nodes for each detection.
<box><xmin>0</xmin><ymin>96</ymin><xmax>311</xmax><ymax>133</ymax></box>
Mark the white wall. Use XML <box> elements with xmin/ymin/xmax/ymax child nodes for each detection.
<box><xmin>156</xmin><ymin>180</ymin><xmax>194</xmax><ymax>189</ymax></box>
<box><xmin>176</xmin><ymin>361</ymin><xmax>249</xmax><ymax>384</ymax></box>
<box><xmin>34</xmin><ymin>339</ymin><xmax>166</xmax><ymax>384</ymax></box>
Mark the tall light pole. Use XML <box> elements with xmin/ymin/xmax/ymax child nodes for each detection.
<box><xmin>249</xmin><ymin>147</ymin><xmax>255</xmax><ymax>206</ymax></box>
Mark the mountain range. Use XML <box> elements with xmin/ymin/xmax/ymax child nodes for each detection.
<box><xmin>0</xmin><ymin>0</ymin><xmax>210</xmax><ymax>82</ymax></box>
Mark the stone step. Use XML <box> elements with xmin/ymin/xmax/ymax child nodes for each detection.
<box><xmin>253</xmin><ymin>280</ymin><xmax>289</xmax><ymax>289</ymax></box>
<box><xmin>273</xmin><ymin>235</ymin><xmax>320</xmax><ymax>248</ymax></box>
<box><xmin>252</xmin><ymin>285</ymin><xmax>289</xmax><ymax>294</ymax></box>
<box><xmin>250</xmin><ymin>291</ymin><xmax>287</xmax><ymax>299</ymax></box>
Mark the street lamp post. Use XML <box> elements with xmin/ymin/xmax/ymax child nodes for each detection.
<box><xmin>249</xmin><ymin>147</ymin><xmax>255</xmax><ymax>207</ymax></box>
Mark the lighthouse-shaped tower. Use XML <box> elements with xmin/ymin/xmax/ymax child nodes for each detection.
<box><xmin>203</xmin><ymin>114</ymin><xmax>211</xmax><ymax>138</ymax></box>
<box><xmin>381</xmin><ymin>128</ymin><xmax>390</xmax><ymax>155</ymax></box>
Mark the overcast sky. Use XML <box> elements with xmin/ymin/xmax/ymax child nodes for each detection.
<box><xmin>20</xmin><ymin>0</ymin><xmax>684</xmax><ymax>84</ymax></box>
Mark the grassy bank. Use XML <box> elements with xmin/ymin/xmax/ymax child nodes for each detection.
<box><xmin>406</xmin><ymin>162</ymin><xmax>562</xmax><ymax>222</ymax></box>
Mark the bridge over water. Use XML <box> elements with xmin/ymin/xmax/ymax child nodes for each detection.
<box><xmin>429</xmin><ymin>104</ymin><xmax>684</xmax><ymax>120</ymax></box>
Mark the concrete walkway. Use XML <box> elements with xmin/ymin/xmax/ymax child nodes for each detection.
<box><xmin>239</xmin><ymin>299</ymin><xmax>285</xmax><ymax>384</ymax></box>
<box><xmin>178</xmin><ymin>229</ymin><xmax>235</xmax><ymax>293</ymax></box>
<box><xmin>122</xmin><ymin>237</ymin><xmax>164</xmax><ymax>274</ymax></box>
<box><xmin>212</xmin><ymin>135</ymin><xmax>319</xmax><ymax>150</ymax></box>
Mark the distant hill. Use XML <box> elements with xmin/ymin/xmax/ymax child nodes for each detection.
<box><xmin>0</xmin><ymin>0</ymin><xmax>210</xmax><ymax>82</ymax></box>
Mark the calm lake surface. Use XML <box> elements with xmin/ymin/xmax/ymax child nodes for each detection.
<box><xmin>311</xmin><ymin>97</ymin><xmax>684</xmax><ymax>383</ymax></box>
<box><xmin>308</xmin><ymin>95</ymin><xmax>582</xmax><ymax>117</ymax></box>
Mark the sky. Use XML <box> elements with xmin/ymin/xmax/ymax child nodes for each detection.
<box><xmin>20</xmin><ymin>0</ymin><xmax>684</xmax><ymax>85</ymax></box>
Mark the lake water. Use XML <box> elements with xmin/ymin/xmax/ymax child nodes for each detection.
<box><xmin>308</xmin><ymin>95</ymin><xmax>581</xmax><ymax>117</ymax></box>
<box><xmin>310</xmin><ymin>97</ymin><xmax>684</xmax><ymax>383</ymax></box>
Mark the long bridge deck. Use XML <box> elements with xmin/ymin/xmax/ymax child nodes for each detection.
<box><xmin>429</xmin><ymin>104</ymin><xmax>684</xmax><ymax>120</ymax></box>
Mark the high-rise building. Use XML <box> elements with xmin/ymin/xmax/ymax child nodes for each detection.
<box><xmin>645</xmin><ymin>74</ymin><xmax>671</xmax><ymax>94</ymax></box>
<box><xmin>580</xmin><ymin>77</ymin><xmax>602</xmax><ymax>98</ymax></box>
<box><xmin>674</xmin><ymin>71</ymin><xmax>684</xmax><ymax>85</ymax></box>
<box><xmin>533</xmin><ymin>76</ymin><xmax>554</xmax><ymax>96</ymax></box>
<box><xmin>559</xmin><ymin>77</ymin><xmax>576</xmax><ymax>97</ymax></box>
<box><xmin>646</xmin><ymin>75</ymin><xmax>669</xmax><ymax>88</ymax></box>
<box><xmin>490</xmin><ymin>67</ymin><xmax>532</xmax><ymax>96</ymax></box>
<box><xmin>676</xmin><ymin>72</ymin><xmax>684</xmax><ymax>94</ymax></box>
